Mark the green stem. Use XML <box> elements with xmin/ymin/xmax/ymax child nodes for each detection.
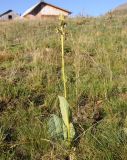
<box><xmin>61</xmin><ymin>27</ymin><xmax>67</xmax><ymax>99</ymax></box>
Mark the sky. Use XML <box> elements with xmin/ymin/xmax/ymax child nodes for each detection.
<box><xmin>0</xmin><ymin>0</ymin><xmax>127</xmax><ymax>16</ymax></box>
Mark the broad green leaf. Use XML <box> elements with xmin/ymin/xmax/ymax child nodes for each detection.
<box><xmin>58</xmin><ymin>96</ymin><xmax>71</xmax><ymax>129</ymax></box>
<box><xmin>70</xmin><ymin>123</ymin><xmax>76</xmax><ymax>140</ymax></box>
<box><xmin>124</xmin><ymin>116</ymin><xmax>127</xmax><ymax>127</ymax></box>
<box><xmin>124</xmin><ymin>128</ymin><xmax>127</xmax><ymax>135</ymax></box>
<box><xmin>48</xmin><ymin>114</ymin><xmax>63</xmax><ymax>139</ymax></box>
<box><xmin>63</xmin><ymin>123</ymin><xmax>68</xmax><ymax>140</ymax></box>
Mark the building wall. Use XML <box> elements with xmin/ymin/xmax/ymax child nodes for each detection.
<box><xmin>25</xmin><ymin>4</ymin><xmax>69</xmax><ymax>19</ymax></box>
<box><xmin>0</xmin><ymin>11</ymin><xmax>20</xmax><ymax>21</ymax></box>
<box><xmin>39</xmin><ymin>5</ymin><xmax>69</xmax><ymax>16</ymax></box>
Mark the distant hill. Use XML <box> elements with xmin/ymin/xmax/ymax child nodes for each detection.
<box><xmin>112</xmin><ymin>3</ymin><xmax>127</xmax><ymax>15</ymax></box>
<box><xmin>115</xmin><ymin>3</ymin><xmax>127</xmax><ymax>11</ymax></box>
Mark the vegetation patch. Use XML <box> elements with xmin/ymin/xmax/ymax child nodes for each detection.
<box><xmin>0</xmin><ymin>15</ymin><xmax>127</xmax><ymax>159</ymax></box>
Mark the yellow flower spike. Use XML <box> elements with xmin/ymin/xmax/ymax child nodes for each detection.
<box><xmin>59</xmin><ymin>14</ymin><xmax>65</xmax><ymax>21</ymax></box>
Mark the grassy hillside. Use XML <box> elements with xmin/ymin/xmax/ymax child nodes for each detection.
<box><xmin>116</xmin><ymin>3</ymin><xmax>127</xmax><ymax>10</ymax></box>
<box><xmin>0</xmin><ymin>16</ymin><xmax>127</xmax><ymax>160</ymax></box>
<box><xmin>111</xmin><ymin>3</ymin><xmax>127</xmax><ymax>16</ymax></box>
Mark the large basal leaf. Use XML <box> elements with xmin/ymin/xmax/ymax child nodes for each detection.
<box><xmin>48</xmin><ymin>114</ymin><xmax>64</xmax><ymax>139</ymax></box>
<box><xmin>63</xmin><ymin>122</ymin><xmax>68</xmax><ymax>140</ymax></box>
<box><xmin>124</xmin><ymin>128</ymin><xmax>127</xmax><ymax>135</ymax></box>
<box><xmin>70</xmin><ymin>123</ymin><xmax>76</xmax><ymax>140</ymax></box>
<box><xmin>62</xmin><ymin>123</ymin><xmax>75</xmax><ymax>141</ymax></box>
<box><xmin>58</xmin><ymin>96</ymin><xmax>71</xmax><ymax>129</ymax></box>
<box><xmin>124</xmin><ymin>116</ymin><xmax>127</xmax><ymax>135</ymax></box>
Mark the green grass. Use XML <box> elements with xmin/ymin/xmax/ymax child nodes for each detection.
<box><xmin>0</xmin><ymin>16</ymin><xmax>127</xmax><ymax>159</ymax></box>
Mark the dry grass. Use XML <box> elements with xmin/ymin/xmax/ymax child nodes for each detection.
<box><xmin>0</xmin><ymin>16</ymin><xmax>127</xmax><ymax>159</ymax></box>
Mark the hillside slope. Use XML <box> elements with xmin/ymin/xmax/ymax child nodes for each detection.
<box><xmin>112</xmin><ymin>3</ymin><xmax>127</xmax><ymax>15</ymax></box>
<box><xmin>115</xmin><ymin>3</ymin><xmax>127</xmax><ymax>11</ymax></box>
<box><xmin>0</xmin><ymin>17</ymin><xmax>127</xmax><ymax>159</ymax></box>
